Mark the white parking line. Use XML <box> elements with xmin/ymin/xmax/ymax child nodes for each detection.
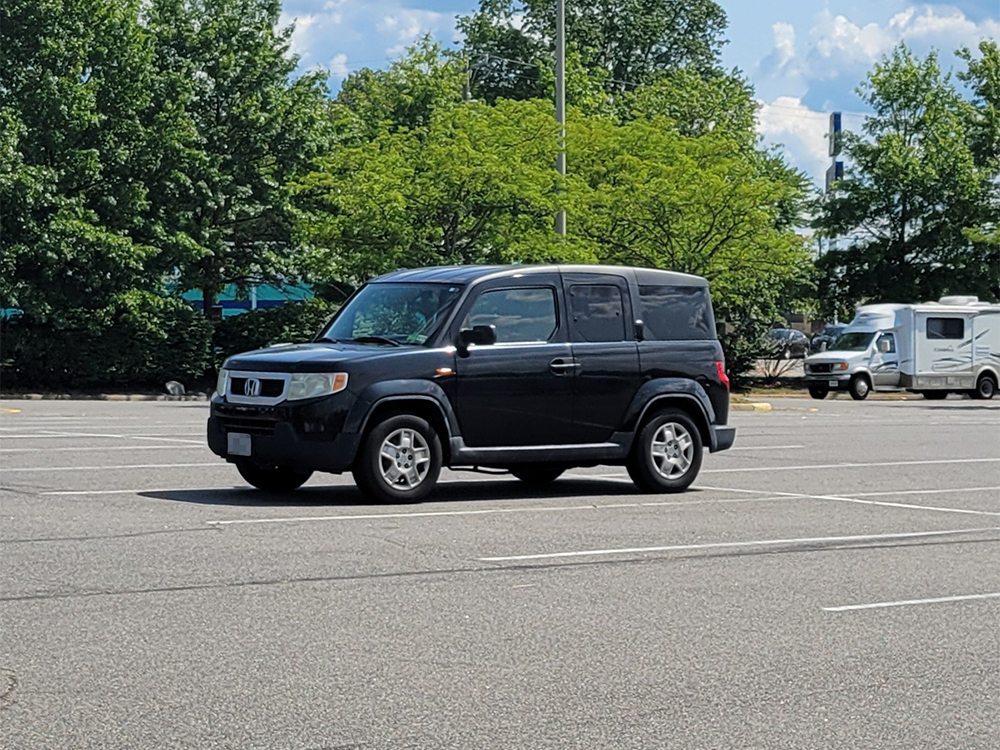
<box><xmin>696</xmin><ymin>485</ymin><xmax>1000</xmax><ymax>517</ymax></box>
<box><xmin>0</xmin><ymin>445</ymin><xmax>205</xmax><ymax>453</ymax></box>
<box><xmin>0</xmin><ymin>433</ymin><xmax>203</xmax><ymax>444</ymax></box>
<box><xmin>728</xmin><ymin>444</ymin><xmax>804</xmax><ymax>451</ymax></box>
<box><xmin>478</xmin><ymin>527</ymin><xmax>1000</xmax><ymax>562</ymax></box>
<box><xmin>850</xmin><ymin>486</ymin><xmax>1000</xmax><ymax>498</ymax></box>
<box><xmin>4</xmin><ymin>462</ymin><xmax>220</xmax><ymax>473</ymax></box>
<box><xmin>703</xmin><ymin>457</ymin><xmax>1000</xmax><ymax>474</ymax></box>
<box><xmin>823</xmin><ymin>593</ymin><xmax>1000</xmax><ymax>612</ymax></box>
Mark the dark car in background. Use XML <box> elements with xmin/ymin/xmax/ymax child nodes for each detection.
<box><xmin>810</xmin><ymin>324</ymin><xmax>847</xmax><ymax>354</ymax></box>
<box><xmin>208</xmin><ymin>264</ymin><xmax>736</xmax><ymax>503</ymax></box>
<box><xmin>766</xmin><ymin>328</ymin><xmax>809</xmax><ymax>359</ymax></box>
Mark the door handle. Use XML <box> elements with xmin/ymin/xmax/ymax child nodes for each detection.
<box><xmin>549</xmin><ymin>358</ymin><xmax>581</xmax><ymax>374</ymax></box>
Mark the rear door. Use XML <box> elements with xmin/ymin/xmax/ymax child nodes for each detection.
<box><xmin>562</xmin><ymin>272</ymin><xmax>640</xmax><ymax>443</ymax></box>
<box><xmin>453</xmin><ymin>274</ymin><xmax>575</xmax><ymax>447</ymax></box>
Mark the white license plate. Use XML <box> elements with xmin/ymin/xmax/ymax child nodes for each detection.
<box><xmin>227</xmin><ymin>432</ymin><xmax>252</xmax><ymax>456</ymax></box>
<box><xmin>828</xmin><ymin>380</ymin><xmax>839</xmax><ymax>387</ymax></box>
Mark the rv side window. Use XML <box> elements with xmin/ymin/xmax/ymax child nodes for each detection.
<box><xmin>926</xmin><ymin>317</ymin><xmax>964</xmax><ymax>340</ymax></box>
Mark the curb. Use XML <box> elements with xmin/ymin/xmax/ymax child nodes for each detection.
<box><xmin>0</xmin><ymin>393</ymin><xmax>209</xmax><ymax>402</ymax></box>
<box><xmin>730</xmin><ymin>401</ymin><xmax>772</xmax><ymax>412</ymax></box>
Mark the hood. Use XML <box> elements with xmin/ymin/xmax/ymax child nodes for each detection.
<box><xmin>805</xmin><ymin>349</ymin><xmax>869</xmax><ymax>364</ymax></box>
<box><xmin>224</xmin><ymin>342</ymin><xmax>414</xmax><ymax>372</ymax></box>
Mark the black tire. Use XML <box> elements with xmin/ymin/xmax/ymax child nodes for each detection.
<box><xmin>353</xmin><ymin>414</ymin><xmax>442</xmax><ymax>504</ymax></box>
<box><xmin>509</xmin><ymin>464</ymin><xmax>565</xmax><ymax>485</ymax></box>
<box><xmin>971</xmin><ymin>374</ymin><xmax>997</xmax><ymax>400</ymax></box>
<box><xmin>808</xmin><ymin>384</ymin><xmax>829</xmax><ymax>400</ymax></box>
<box><xmin>236</xmin><ymin>462</ymin><xmax>312</xmax><ymax>492</ymax></box>
<box><xmin>922</xmin><ymin>390</ymin><xmax>948</xmax><ymax>400</ymax></box>
<box><xmin>849</xmin><ymin>374</ymin><xmax>871</xmax><ymax>401</ymax></box>
<box><xmin>626</xmin><ymin>408</ymin><xmax>704</xmax><ymax>494</ymax></box>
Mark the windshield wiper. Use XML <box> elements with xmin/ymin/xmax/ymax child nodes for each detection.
<box><xmin>349</xmin><ymin>335</ymin><xmax>404</xmax><ymax>347</ymax></box>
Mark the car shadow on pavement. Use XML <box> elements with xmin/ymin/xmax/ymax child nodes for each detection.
<box><xmin>140</xmin><ymin>477</ymin><xmax>646</xmax><ymax>508</ymax></box>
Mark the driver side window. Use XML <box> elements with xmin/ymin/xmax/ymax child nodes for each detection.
<box><xmin>877</xmin><ymin>333</ymin><xmax>896</xmax><ymax>353</ymax></box>
<box><xmin>462</xmin><ymin>287</ymin><xmax>558</xmax><ymax>344</ymax></box>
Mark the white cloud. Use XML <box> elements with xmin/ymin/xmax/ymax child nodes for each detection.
<box><xmin>756</xmin><ymin>96</ymin><xmax>834</xmax><ymax>188</ymax></box>
<box><xmin>761</xmin><ymin>5</ymin><xmax>1000</xmax><ymax>83</ymax></box>
<box><xmin>378</xmin><ymin>9</ymin><xmax>450</xmax><ymax>56</ymax></box>
<box><xmin>328</xmin><ymin>53</ymin><xmax>349</xmax><ymax>78</ymax></box>
<box><xmin>277</xmin><ymin>12</ymin><xmax>320</xmax><ymax>58</ymax></box>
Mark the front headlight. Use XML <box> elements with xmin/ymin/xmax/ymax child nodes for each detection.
<box><xmin>287</xmin><ymin>372</ymin><xmax>349</xmax><ymax>401</ymax></box>
<box><xmin>835</xmin><ymin>362</ymin><xmax>849</xmax><ymax>371</ymax></box>
<box><xmin>216</xmin><ymin>368</ymin><xmax>229</xmax><ymax>396</ymax></box>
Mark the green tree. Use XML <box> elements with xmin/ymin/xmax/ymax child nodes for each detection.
<box><xmin>458</xmin><ymin>0</ymin><xmax>728</xmax><ymax>104</ymax></box>
<box><xmin>145</xmin><ymin>0</ymin><xmax>333</xmax><ymax>316</ymax></box>
<box><xmin>566</xmin><ymin>114</ymin><xmax>811</xmax><ymax>378</ymax></box>
<box><xmin>295</xmin><ymin>98</ymin><xmax>592</xmax><ymax>287</ymax></box>
<box><xmin>815</xmin><ymin>45</ymin><xmax>998</xmax><ymax>314</ymax></box>
<box><xmin>0</xmin><ymin>0</ymin><xmax>168</xmax><ymax>322</ymax></box>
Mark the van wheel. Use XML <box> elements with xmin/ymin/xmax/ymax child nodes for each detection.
<box><xmin>971</xmin><ymin>374</ymin><xmax>996</xmax><ymax>400</ymax></box>
<box><xmin>236</xmin><ymin>462</ymin><xmax>312</xmax><ymax>492</ymax></box>
<box><xmin>626</xmin><ymin>409</ymin><xmax>703</xmax><ymax>493</ymax></box>
<box><xmin>849</xmin><ymin>374</ymin><xmax>871</xmax><ymax>401</ymax></box>
<box><xmin>510</xmin><ymin>464</ymin><xmax>565</xmax><ymax>485</ymax></box>
<box><xmin>808</xmin><ymin>384</ymin><xmax>829</xmax><ymax>400</ymax></box>
<box><xmin>353</xmin><ymin>414</ymin><xmax>442</xmax><ymax>504</ymax></box>
<box><xmin>922</xmin><ymin>391</ymin><xmax>948</xmax><ymax>400</ymax></box>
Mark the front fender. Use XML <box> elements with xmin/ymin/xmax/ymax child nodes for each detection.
<box><xmin>344</xmin><ymin>379</ymin><xmax>460</xmax><ymax>437</ymax></box>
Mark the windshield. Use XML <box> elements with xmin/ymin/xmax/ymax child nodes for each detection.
<box><xmin>832</xmin><ymin>332</ymin><xmax>875</xmax><ymax>351</ymax></box>
<box><xmin>319</xmin><ymin>283</ymin><xmax>463</xmax><ymax>345</ymax></box>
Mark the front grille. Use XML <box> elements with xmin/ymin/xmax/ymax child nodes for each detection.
<box><xmin>230</xmin><ymin>377</ymin><xmax>285</xmax><ymax>398</ymax></box>
<box><xmin>808</xmin><ymin>363</ymin><xmax>832</xmax><ymax>374</ymax></box>
<box><xmin>218</xmin><ymin>415</ymin><xmax>279</xmax><ymax>436</ymax></box>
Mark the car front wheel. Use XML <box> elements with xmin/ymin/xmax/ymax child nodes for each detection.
<box><xmin>971</xmin><ymin>374</ymin><xmax>996</xmax><ymax>400</ymax></box>
<box><xmin>236</xmin><ymin>462</ymin><xmax>312</xmax><ymax>492</ymax></box>
<box><xmin>353</xmin><ymin>414</ymin><xmax>442</xmax><ymax>503</ymax></box>
<box><xmin>808</xmin><ymin>384</ymin><xmax>829</xmax><ymax>400</ymax></box>
<box><xmin>849</xmin><ymin>374</ymin><xmax>871</xmax><ymax>400</ymax></box>
<box><xmin>626</xmin><ymin>409</ymin><xmax>704</xmax><ymax>493</ymax></box>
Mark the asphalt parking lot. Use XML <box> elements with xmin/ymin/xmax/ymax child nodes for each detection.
<box><xmin>1</xmin><ymin>396</ymin><xmax>998</xmax><ymax>749</ymax></box>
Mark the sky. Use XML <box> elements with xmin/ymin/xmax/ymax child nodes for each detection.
<box><xmin>277</xmin><ymin>1</ymin><xmax>1000</xmax><ymax>188</ymax></box>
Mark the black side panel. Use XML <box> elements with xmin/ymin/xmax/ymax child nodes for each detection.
<box><xmin>637</xmin><ymin>341</ymin><xmax>728</xmax><ymax>425</ymax></box>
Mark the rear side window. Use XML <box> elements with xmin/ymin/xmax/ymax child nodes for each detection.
<box><xmin>463</xmin><ymin>287</ymin><xmax>557</xmax><ymax>343</ymax></box>
<box><xmin>569</xmin><ymin>284</ymin><xmax>625</xmax><ymax>342</ymax></box>
<box><xmin>926</xmin><ymin>317</ymin><xmax>964</xmax><ymax>340</ymax></box>
<box><xmin>638</xmin><ymin>285</ymin><xmax>715</xmax><ymax>340</ymax></box>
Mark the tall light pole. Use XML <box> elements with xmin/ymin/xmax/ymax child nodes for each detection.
<box><xmin>555</xmin><ymin>0</ymin><xmax>566</xmax><ymax>235</ymax></box>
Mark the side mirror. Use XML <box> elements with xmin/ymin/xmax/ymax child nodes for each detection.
<box><xmin>878</xmin><ymin>338</ymin><xmax>890</xmax><ymax>353</ymax></box>
<box><xmin>456</xmin><ymin>324</ymin><xmax>496</xmax><ymax>357</ymax></box>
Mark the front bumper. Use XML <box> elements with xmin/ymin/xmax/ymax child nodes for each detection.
<box><xmin>207</xmin><ymin>397</ymin><xmax>360</xmax><ymax>473</ymax></box>
<box><xmin>804</xmin><ymin>374</ymin><xmax>852</xmax><ymax>391</ymax></box>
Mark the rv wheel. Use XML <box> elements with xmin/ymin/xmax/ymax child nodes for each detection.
<box><xmin>972</xmin><ymin>374</ymin><xmax>996</xmax><ymax>400</ymax></box>
<box><xmin>808</xmin><ymin>384</ymin><xmax>829</xmax><ymax>400</ymax></box>
<box><xmin>848</xmin><ymin>374</ymin><xmax>871</xmax><ymax>401</ymax></box>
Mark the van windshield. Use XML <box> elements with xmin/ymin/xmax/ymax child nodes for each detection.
<box><xmin>319</xmin><ymin>283</ymin><xmax>464</xmax><ymax>345</ymax></box>
<box><xmin>832</xmin><ymin>332</ymin><xmax>875</xmax><ymax>351</ymax></box>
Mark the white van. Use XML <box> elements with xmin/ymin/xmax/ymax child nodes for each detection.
<box><xmin>804</xmin><ymin>296</ymin><xmax>1000</xmax><ymax>400</ymax></box>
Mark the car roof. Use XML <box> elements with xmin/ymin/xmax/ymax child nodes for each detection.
<box><xmin>371</xmin><ymin>264</ymin><xmax>708</xmax><ymax>286</ymax></box>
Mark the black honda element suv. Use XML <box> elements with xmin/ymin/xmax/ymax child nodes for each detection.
<box><xmin>208</xmin><ymin>265</ymin><xmax>735</xmax><ymax>502</ymax></box>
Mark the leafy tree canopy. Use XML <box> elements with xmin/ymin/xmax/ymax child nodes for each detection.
<box><xmin>815</xmin><ymin>44</ymin><xmax>999</xmax><ymax>315</ymax></box>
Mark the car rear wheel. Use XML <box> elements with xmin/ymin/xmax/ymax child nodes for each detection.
<box><xmin>808</xmin><ymin>384</ymin><xmax>829</xmax><ymax>400</ymax></box>
<box><xmin>626</xmin><ymin>409</ymin><xmax>703</xmax><ymax>493</ymax></box>
<box><xmin>236</xmin><ymin>462</ymin><xmax>312</xmax><ymax>492</ymax></box>
<box><xmin>971</xmin><ymin>374</ymin><xmax>996</xmax><ymax>400</ymax></box>
<box><xmin>353</xmin><ymin>414</ymin><xmax>442</xmax><ymax>504</ymax></box>
<box><xmin>849</xmin><ymin>374</ymin><xmax>871</xmax><ymax>401</ymax></box>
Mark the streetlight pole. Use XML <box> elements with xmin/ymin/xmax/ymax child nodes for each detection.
<box><xmin>555</xmin><ymin>0</ymin><xmax>566</xmax><ymax>235</ymax></box>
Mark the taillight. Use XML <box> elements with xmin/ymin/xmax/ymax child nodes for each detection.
<box><xmin>715</xmin><ymin>361</ymin><xmax>730</xmax><ymax>391</ymax></box>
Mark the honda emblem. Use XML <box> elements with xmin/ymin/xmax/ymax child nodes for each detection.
<box><xmin>244</xmin><ymin>378</ymin><xmax>261</xmax><ymax>397</ymax></box>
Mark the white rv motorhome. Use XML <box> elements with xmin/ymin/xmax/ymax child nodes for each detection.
<box><xmin>803</xmin><ymin>296</ymin><xmax>1000</xmax><ymax>400</ymax></box>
